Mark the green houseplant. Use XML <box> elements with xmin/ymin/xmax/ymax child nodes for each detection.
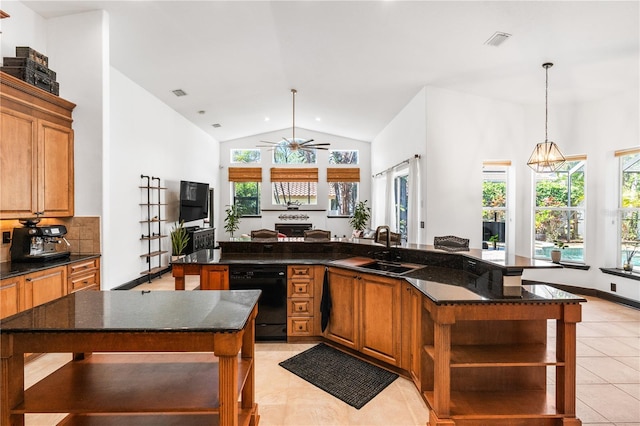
<box><xmin>349</xmin><ymin>200</ymin><xmax>371</xmax><ymax>237</ymax></box>
<box><xmin>170</xmin><ymin>220</ymin><xmax>190</xmax><ymax>259</ymax></box>
<box><xmin>224</xmin><ymin>204</ymin><xmax>242</xmax><ymax>238</ymax></box>
<box><xmin>623</xmin><ymin>241</ymin><xmax>638</xmax><ymax>272</ymax></box>
<box><xmin>488</xmin><ymin>234</ymin><xmax>499</xmax><ymax>250</ymax></box>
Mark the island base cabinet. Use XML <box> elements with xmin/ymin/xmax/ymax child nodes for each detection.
<box><xmin>324</xmin><ymin>268</ymin><xmax>401</xmax><ymax>366</ymax></box>
<box><xmin>421</xmin><ymin>300</ymin><xmax>582</xmax><ymax>426</ymax></box>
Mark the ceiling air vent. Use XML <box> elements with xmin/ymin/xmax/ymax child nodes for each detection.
<box><xmin>212</xmin><ymin>123</ymin><xmax>221</xmax><ymax>128</ymax></box>
<box><xmin>172</xmin><ymin>89</ymin><xmax>187</xmax><ymax>97</ymax></box>
<box><xmin>484</xmin><ymin>32</ymin><xmax>511</xmax><ymax>47</ymax></box>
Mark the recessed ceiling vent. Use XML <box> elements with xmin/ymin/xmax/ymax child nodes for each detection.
<box><xmin>172</xmin><ymin>89</ymin><xmax>187</xmax><ymax>97</ymax></box>
<box><xmin>484</xmin><ymin>31</ymin><xmax>511</xmax><ymax>47</ymax></box>
<box><xmin>212</xmin><ymin>123</ymin><xmax>221</xmax><ymax>128</ymax></box>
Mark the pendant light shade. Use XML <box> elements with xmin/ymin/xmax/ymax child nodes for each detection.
<box><xmin>527</xmin><ymin>63</ymin><xmax>566</xmax><ymax>172</ymax></box>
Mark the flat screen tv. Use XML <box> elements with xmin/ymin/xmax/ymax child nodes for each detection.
<box><xmin>179</xmin><ymin>180</ymin><xmax>209</xmax><ymax>223</ymax></box>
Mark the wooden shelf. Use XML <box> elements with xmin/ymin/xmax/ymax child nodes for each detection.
<box><xmin>423</xmin><ymin>390</ymin><xmax>560</xmax><ymax>419</ymax></box>
<box><xmin>139</xmin><ymin>186</ymin><xmax>167</xmax><ymax>190</ymax></box>
<box><xmin>16</xmin><ymin>353</ymin><xmax>253</xmax><ymax>415</ymax></box>
<box><xmin>58</xmin><ymin>408</ymin><xmax>257</xmax><ymax>426</ymax></box>
<box><xmin>424</xmin><ymin>343</ymin><xmax>560</xmax><ymax>367</ymax></box>
<box><xmin>139</xmin><ymin>250</ymin><xmax>168</xmax><ymax>259</ymax></box>
<box><xmin>140</xmin><ymin>266</ymin><xmax>168</xmax><ymax>276</ymax></box>
<box><xmin>140</xmin><ymin>234</ymin><xmax>168</xmax><ymax>241</ymax></box>
<box><xmin>139</xmin><ymin>219</ymin><xmax>167</xmax><ymax>224</ymax></box>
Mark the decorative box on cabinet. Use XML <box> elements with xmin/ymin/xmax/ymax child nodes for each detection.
<box><xmin>0</xmin><ymin>71</ymin><xmax>75</xmax><ymax>219</ymax></box>
<box><xmin>67</xmin><ymin>257</ymin><xmax>100</xmax><ymax>293</ymax></box>
<box><xmin>287</xmin><ymin>265</ymin><xmax>322</xmax><ymax>338</ymax></box>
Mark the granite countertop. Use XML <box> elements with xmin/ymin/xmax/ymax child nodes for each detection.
<box><xmin>0</xmin><ymin>290</ymin><xmax>261</xmax><ymax>333</ymax></box>
<box><xmin>0</xmin><ymin>254</ymin><xmax>101</xmax><ymax>279</ymax></box>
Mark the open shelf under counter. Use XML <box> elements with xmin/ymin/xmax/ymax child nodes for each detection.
<box><xmin>424</xmin><ymin>343</ymin><xmax>561</xmax><ymax>367</ymax></box>
<box><xmin>16</xmin><ymin>353</ymin><xmax>253</xmax><ymax>415</ymax></box>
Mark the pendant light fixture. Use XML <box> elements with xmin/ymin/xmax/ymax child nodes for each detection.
<box><xmin>527</xmin><ymin>62</ymin><xmax>566</xmax><ymax>172</ymax></box>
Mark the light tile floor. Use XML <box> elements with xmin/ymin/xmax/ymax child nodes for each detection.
<box><xmin>23</xmin><ymin>274</ymin><xmax>640</xmax><ymax>425</ymax></box>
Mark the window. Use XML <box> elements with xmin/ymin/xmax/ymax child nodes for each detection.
<box><xmin>327</xmin><ymin>168</ymin><xmax>360</xmax><ymax>216</ymax></box>
<box><xmin>273</xmin><ymin>140</ymin><xmax>317</xmax><ymax>164</ymax></box>
<box><xmin>618</xmin><ymin>149</ymin><xmax>640</xmax><ymax>268</ymax></box>
<box><xmin>329</xmin><ymin>150</ymin><xmax>358</xmax><ymax>165</ymax></box>
<box><xmin>270</xmin><ymin>167</ymin><xmax>318</xmax><ymax>206</ymax></box>
<box><xmin>394</xmin><ymin>173</ymin><xmax>408</xmax><ymax>239</ymax></box>
<box><xmin>233</xmin><ymin>182</ymin><xmax>260</xmax><ymax>216</ymax></box>
<box><xmin>231</xmin><ymin>149</ymin><xmax>260</xmax><ymax>163</ymax></box>
<box><xmin>482</xmin><ymin>162</ymin><xmax>509</xmax><ymax>251</ymax></box>
<box><xmin>533</xmin><ymin>157</ymin><xmax>586</xmax><ymax>262</ymax></box>
<box><xmin>228</xmin><ymin>167</ymin><xmax>262</xmax><ymax>216</ymax></box>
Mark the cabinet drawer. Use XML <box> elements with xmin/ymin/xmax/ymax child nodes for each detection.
<box><xmin>289</xmin><ymin>265</ymin><xmax>314</xmax><ymax>279</ymax></box>
<box><xmin>68</xmin><ymin>271</ymin><xmax>99</xmax><ymax>293</ymax></box>
<box><xmin>288</xmin><ymin>317</ymin><xmax>314</xmax><ymax>336</ymax></box>
<box><xmin>289</xmin><ymin>299</ymin><xmax>313</xmax><ymax>316</ymax></box>
<box><xmin>68</xmin><ymin>258</ymin><xmax>99</xmax><ymax>276</ymax></box>
<box><xmin>289</xmin><ymin>280</ymin><xmax>313</xmax><ymax>297</ymax></box>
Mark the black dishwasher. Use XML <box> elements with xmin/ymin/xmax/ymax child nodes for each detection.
<box><xmin>229</xmin><ymin>264</ymin><xmax>287</xmax><ymax>341</ymax></box>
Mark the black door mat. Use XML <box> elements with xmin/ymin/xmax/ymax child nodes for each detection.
<box><xmin>278</xmin><ymin>343</ymin><xmax>398</xmax><ymax>409</ymax></box>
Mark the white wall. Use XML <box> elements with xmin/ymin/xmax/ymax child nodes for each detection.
<box><xmin>219</xmin><ymin>129</ymin><xmax>370</xmax><ymax>239</ymax></box>
<box><xmin>0</xmin><ymin>1</ymin><xmax>47</xmax><ymax>59</ymax></box>
<box><xmin>371</xmin><ymin>88</ymin><xmax>427</xmax><ymax>243</ymax></box>
<box><xmin>108</xmin><ymin>68</ymin><xmax>219</xmax><ymax>289</ymax></box>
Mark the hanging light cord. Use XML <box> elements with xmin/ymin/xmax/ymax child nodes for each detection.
<box><xmin>543</xmin><ymin>62</ymin><xmax>553</xmax><ymax>143</ymax></box>
<box><xmin>291</xmin><ymin>88</ymin><xmax>296</xmax><ymax>142</ymax></box>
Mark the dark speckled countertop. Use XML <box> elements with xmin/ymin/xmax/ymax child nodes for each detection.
<box><xmin>0</xmin><ymin>290</ymin><xmax>261</xmax><ymax>332</ymax></box>
<box><xmin>0</xmin><ymin>254</ymin><xmax>101</xmax><ymax>280</ymax></box>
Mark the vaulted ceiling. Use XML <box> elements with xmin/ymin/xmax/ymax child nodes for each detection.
<box><xmin>21</xmin><ymin>1</ymin><xmax>640</xmax><ymax>142</ymax></box>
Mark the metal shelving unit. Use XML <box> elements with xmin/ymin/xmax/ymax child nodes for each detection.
<box><xmin>140</xmin><ymin>175</ymin><xmax>168</xmax><ymax>281</ymax></box>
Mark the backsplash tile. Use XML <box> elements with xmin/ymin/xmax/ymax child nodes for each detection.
<box><xmin>0</xmin><ymin>216</ymin><xmax>101</xmax><ymax>263</ymax></box>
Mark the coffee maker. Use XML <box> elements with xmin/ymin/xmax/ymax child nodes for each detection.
<box><xmin>10</xmin><ymin>224</ymin><xmax>71</xmax><ymax>262</ymax></box>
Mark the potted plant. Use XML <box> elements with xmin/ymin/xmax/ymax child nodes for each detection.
<box><xmin>623</xmin><ymin>241</ymin><xmax>638</xmax><ymax>272</ymax></box>
<box><xmin>349</xmin><ymin>200</ymin><xmax>371</xmax><ymax>237</ymax></box>
<box><xmin>550</xmin><ymin>240</ymin><xmax>566</xmax><ymax>263</ymax></box>
<box><xmin>224</xmin><ymin>204</ymin><xmax>242</xmax><ymax>238</ymax></box>
<box><xmin>170</xmin><ymin>220</ymin><xmax>190</xmax><ymax>261</ymax></box>
<box><xmin>488</xmin><ymin>234</ymin><xmax>499</xmax><ymax>250</ymax></box>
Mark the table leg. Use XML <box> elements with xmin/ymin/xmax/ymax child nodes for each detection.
<box><xmin>1</xmin><ymin>335</ymin><xmax>25</xmax><ymax>426</ymax></box>
<box><xmin>172</xmin><ymin>264</ymin><xmax>185</xmax><ymax>290</ymax></box>
<box><xmin>215</xmin><ymin>332</ymin><xmax>244</xmax><ymax>426</ymax></box>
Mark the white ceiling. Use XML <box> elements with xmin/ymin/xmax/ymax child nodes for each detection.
<box><xmin>21</xmin><ymin>1</ymin><xmax>640</xmax><ymax>142</ymax></box>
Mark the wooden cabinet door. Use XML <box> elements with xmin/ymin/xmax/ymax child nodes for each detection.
<box><xmin>401</xmin><ymin>286</ymin><xmax>422</xmax><ymax>385</ymax></box>
<box><xmin>0</xmin><ymin>108</ymin><xmax>38</xmax><ymax>218</ymax></box>
<box><xmin>39</xmin><ymin>120</ymin><xmax>74</xmax><ymax>216</ymax></box>
<box><xmin>0</xmin><ymin>275</ymin><xmax>24</xmax><ymax>319</ymax></box>
<box><xmin>24</xmin><ymin>266</ymin><xmax>67</xmax><ymax>309</ymax></box>
<box><xmin>325</xmin><ymin>267</ymin><xmax>359</xmax><ymax>350</ymax></box>
<box><xmin>201</xmin><ymin>265</ymin><xmax>229</xmax><ymax>290</ymax></box>
<box><xmin>359</xmin><ymin>273</ymin><xmax>402</xmax><ymax>366</ymax></box>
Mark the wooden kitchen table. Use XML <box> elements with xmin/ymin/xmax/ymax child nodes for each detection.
<box><xmin>0</xmin><ymin>290</ymin><xmax>261</xmax><ymax>426</ymax></box>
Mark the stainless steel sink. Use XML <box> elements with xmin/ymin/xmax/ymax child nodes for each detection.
<box><xmin>359</xmin><ymin>261</ymin><xmax>422</xmax><ymax>275</ymax></box>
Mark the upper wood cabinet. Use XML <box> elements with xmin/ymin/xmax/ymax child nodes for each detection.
<box><xmin>0</xmin><ymin>71</ymin><xmax>75</xmax><ymax>219</ymax></box>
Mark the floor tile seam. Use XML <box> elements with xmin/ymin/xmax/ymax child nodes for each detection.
<box><xmin>612</xmin><ymin>383</ymin><xmax>640</xmax><ymax>401</ymax></box>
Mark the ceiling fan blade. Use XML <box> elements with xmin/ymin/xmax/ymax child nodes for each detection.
<box><xmin>306</xmin><ymin>143</ymin><xmax>330</xmax><ymax>146</ymax></box>
<box><xmin>299</xmin><ymin>139</ymin><xmax>315</xmax><ymax>145</ymax></box>
<box><xmin>258</xmin><ymin>140</ymin><xmax>278</xmax><ymax>144</ymax></box>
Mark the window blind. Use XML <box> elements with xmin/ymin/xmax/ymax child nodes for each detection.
<box><xmin>270</xmin><ymin>167</ymin><xmax>318</xmax><ymax>182</ymax></box>
<box><xmin>327</xmin><ymin>167</ymin><xmax>360</xmax><ymax>182</ymax></box>
<box><xmin>228</xmin><ymin>167</ymin><xmax>262</xmax><ymax>182</ymax></box>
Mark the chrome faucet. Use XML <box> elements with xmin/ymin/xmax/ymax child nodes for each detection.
<box><xmin>375</xmin><ymin>225</ymin><xmax>391</xmax><ymax>248</ymax></box>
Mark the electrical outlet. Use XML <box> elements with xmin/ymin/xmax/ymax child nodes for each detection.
<box><xmin>420</xmin><ymin>221</ymin><xmax>425</xmax><ymax>228</ymax></box>
<box><xmin>611</xmin><ymin>283</ymin><xmax>617</xmax><ymax>292</ymax></box>
<box><xmin>2</xmin><ymin>231</ymin><xmax>10</xmax><ymax>244</ymax></box>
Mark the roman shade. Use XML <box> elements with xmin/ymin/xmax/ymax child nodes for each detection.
<box><xmin>615</xmin><ymin>148</ymin><xmax>640</xmax><ymax>157</ymax></box>
<box><xmin>228</xmin><ymin>167</ymin><xmax>262</xmax><ymax>182</ymax></box>
<box><xmin>327</xmin><ymin>167</ymin><xmax>360</xmax><ymax>182</ymax></box>
<box><xmin>270</xmin><ymin>167</ymin><xmax>318</xmax><ymax>182</ymax></box>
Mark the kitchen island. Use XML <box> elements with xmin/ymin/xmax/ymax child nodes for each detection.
<box><xmin>172</xmin><ymin>239</ymin><xmax>584</xmax><ymax>425</ymax></box>
<box><xmin>0</xmin><ymin>290</ymin><xmax>261</xmax><ymax>426</ymax></box>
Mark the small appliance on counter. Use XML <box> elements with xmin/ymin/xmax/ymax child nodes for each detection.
<box><xmin>10</xmin><ymin>223</ymin><xmax>71</xmax><ymax>262</ymax></box>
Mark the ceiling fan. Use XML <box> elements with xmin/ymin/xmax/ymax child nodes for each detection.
<box><xmin>257</xmin><ymin>89</ymin><xmax>330</xmax><ymax>152</ymax></box>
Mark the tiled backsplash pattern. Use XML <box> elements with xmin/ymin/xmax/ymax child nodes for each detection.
<box><xmin>0</xmin><ymin>216</ymin><xmax>100</xmax><ymax>262</ymax></box>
